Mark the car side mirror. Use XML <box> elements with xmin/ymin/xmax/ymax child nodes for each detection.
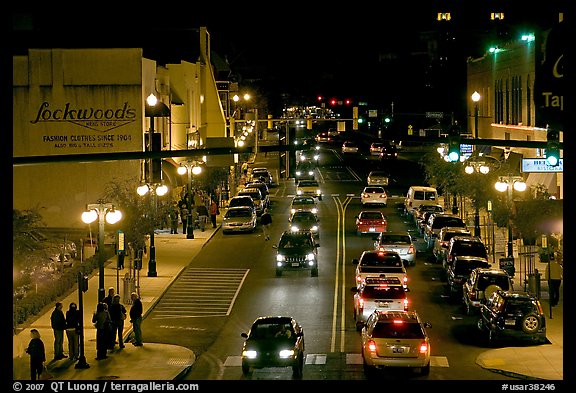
<box><xmin>241</xmin><ymin>332</ymin><xmax>248</xmax><ymax>338</ymax></box>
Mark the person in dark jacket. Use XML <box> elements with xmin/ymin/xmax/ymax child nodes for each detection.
<box><xmin>26</xmin><ymin>329</ymin><xmax>46</xmax><ymax>380</ymax></box>
<box><xmin>196</xmin><ymin>203</ymin><xmax>209</xmax><ymax>231</ymax></box>
<box><xmin>109</xmin><ymin>294</ymin><xmax>127</xmax><ymax>349</ymax></box>
<box><xmin>65</xmin><ymin>302</ymin><xmax>81</xmax><ymax>360</ymax></box>
<box><xmin>50</xmin><ymin>302</ymin><xmax>67</xmax><ymax>360</ymax></box>
<box><xmin>260</xmin><ymin>208</ymin><xmax>272</xmax><ymax>241</ymax></box>
<box><xmin>129</xmin><ymin>292</ymin><xmax>143</xmax><ymax>346</ymax></box>
<box><xmin>92</xmin><ymin>302</ymin><xmax>112</xmax><ymax>360</ymax></box>
<box><xmin>103</xmin><ymin>287</ymin><xmax>115</xmax><ymax>308</ymax></box>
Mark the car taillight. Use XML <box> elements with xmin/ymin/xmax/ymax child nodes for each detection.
<box><xmin>419</xmin><ymin>342</ymin><xmax>428</xmax><ymax>354</ymax></box>
<box><xmin>367</xmin><ymin>340</ymin><xmax>377</xmax><ymax>353</ymax></box>
<box><xmin>408</xmin><ymin>245</ymin><xmax>415</xmax><ymax>254</ymax></box>
<box><xmin>403</xmin><ymin>299</ymin><xmax>408</xmax><ymax>311</ymax></box>
<box><xmin>469</xmin><ymin>291</ymin><xmax>477</xmax><ymax>300</ymax></box>
<box><xmin>358</xmin><ymin>298</ymin><xmax>364</xmax><ymax>309</ymax></box>
<box><xmin>441</xmin><ymin>241</ymin><xmax>449</xmax><ymax>247</ymax></box>
<box><xmin>403</xmin><ymin>277</ymin><xmax>408</xmax><ymax>287</ymax></box>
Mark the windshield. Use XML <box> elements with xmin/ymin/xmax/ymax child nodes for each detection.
<box><xmin>362</xmin><ymin>286</ymin><xmax>406</xmax><ymax>299</ymax></box>
<box><xmin>372</xmin><ymin>322</ymin><xmax>425</xmax><ymax>339</ymax></box>
<box><xmin>360</xmin><ymin>253</ymin><xmax>402</xmax><ymax>267</ymax></box>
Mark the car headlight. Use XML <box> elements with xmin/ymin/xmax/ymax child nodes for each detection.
<box><xmin>277</xmin><ymin>254</ymin><xmax>286</xmax><ymax>262</ymax></box>
<box><xmin>290</xmin><ymin>208</ymin><xmax>296</xmax><ymax>214</ymax></box>
<box><xmin>311</xmin><ymin>225</ymin><xmax>318</xmax><ymax>231</ymax></box>
<box><xmin>311</xmin><ymin>208</ymin><xmax>318</xmax><ymax>214</ymax></box>
<box><xmin>306</xmin><ymin>253</ymin><xmax>315</xmax><ymax>261</ymax></box>
<box><xmin>291</xmin><ymin>225</ymin><xmax>299</xmax><ymax>232</ymax></box>
<box><xmin>297</xmin><ymin>190</ymin><xmax>303</xmax><ymax>195</ymax></box>
<box><xmin>279</xmin><ymin>349</ymin><xmax>295</xmax><ymax>358</ymax></box>
<box><xmin>316</xmin><ymin>189</ymin><xmax>321</xmax><ymax>195</ymax></box>
<box><xmin>242</xmin><ymin>349</ymin><xmax>258</xmax><ymax>359</ymax></box>
<box><xmin>296</xmin><ymin>171</ymin><xmax>302</xmax><ymax>176</ymax></box>
<box><xmin>308</xmin><ymin>171</ymin><xmax>314</xmax><ymax>176</ymax></box>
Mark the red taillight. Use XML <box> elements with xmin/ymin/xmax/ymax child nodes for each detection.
<box><xmin>358</xmin><ymin>298</ymin><xmax>364</xmax><ymax>309</ymax></box>
<box><xmin>403</xmin><ymin>298</ymin><xmax>409</xmax><ymax>311</ymax></box>
<box><xmin>367</xmin><ymin>340</ymin><xmax>377</xmax><ymax>353</ymax></box>
<box><xmin>403</xmin><ymin>276</ymin><xmax>408</xmax><ymax>286</ymax></box>
<box><xmin>408</xmin><ymin>245</ymin><xmax>415</xmax><ymax>254</ymax></box>
<box><xmin>419</xmin><ymin>342</ymin><xmax>428</xmax><ymax>354</ymax></box>
<box><xmin>441</xmin><ymin>241</ymin><xmax>449</xmax><ymax>247</ymax></box>
<box><xmin>469</xmin><ymin>291</ymin><xmax>477</xmax><ymax>300</ymax></box>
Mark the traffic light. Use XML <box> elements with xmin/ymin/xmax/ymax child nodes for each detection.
<box><xmin>447</xmin><ymin>138</ymin><xmax>461</xmax><ymax>162</ymax></box>
<box><xmin>545</xmin><ymin>129</ymin><xmax>560</xmax><ymax>166</ymax></box>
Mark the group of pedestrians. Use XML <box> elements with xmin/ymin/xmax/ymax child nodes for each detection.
<box><xmin>171</xmin><ymin>189</ymin><xmax>220</xmax><ymax>234</ymax></box>
<box><xmin>26</xmin><ymin>287</ymin><xmax>143</xmax><ymax>379</ymax></box>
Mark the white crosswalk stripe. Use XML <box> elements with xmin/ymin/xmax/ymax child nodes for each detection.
<box><xmin>223</xmin><ymin>354</ymin><xmax>449</xmax><ymax>367</ymax></box>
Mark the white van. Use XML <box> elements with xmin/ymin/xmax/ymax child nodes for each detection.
<box><xmin>404</xmin><ymin>186</ymin><xmax>439</xmax><ymax>217</ymax></box>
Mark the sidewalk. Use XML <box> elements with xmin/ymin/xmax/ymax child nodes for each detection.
<box><xmin>12</xmin><ymin>171</ymin><xmax>563</xmax><ymax>381</ymax></box>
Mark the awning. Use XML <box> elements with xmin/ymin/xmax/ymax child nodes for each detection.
<box><xmin>525</xmin><ymin>172</ymin><xmax>558</xmax><ymax>194</ymax></box>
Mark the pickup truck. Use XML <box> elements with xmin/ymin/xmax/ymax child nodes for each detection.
<box><xmin>352</xmin><ymin>250</ymin><xmax>408</xmax><ymax>289</ymax></box>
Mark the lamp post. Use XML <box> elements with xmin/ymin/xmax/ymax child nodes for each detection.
<box><xmin>81</xmin><ymin>201</ymin><xmax>123</xmax><ymax>302</ymax></box>
<box><xmin>177</xmin><ymin>160</ymin><xmax>204</xmax><ymax>239</ymax></box>
<box><xmin>464</xmin><ymin>160</ymin><xmax>491</xmax><ymax>237</ymax></box>
<box><xmin>495</xmin><ymin>175</ymin><xmax>527</xmax><ymax>258</ymax></box>
<box><xmin>471</xmin><ymin>91</ymin><xmax>481</xmax><ymax>139</ymax></box>
<box><xmin>137</xmin><ymin>183</ymin><xmax>168</xmax><ymax>276</ymax></box>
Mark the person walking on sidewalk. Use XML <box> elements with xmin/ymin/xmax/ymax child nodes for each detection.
<box><xmin>260</xmin><ymin>208</ymin><xmax>272</xmax><ymax>241</ymax></box>
<box><xmin>546</xmin><ymin>258</ymin><xmax>563</xmax><ymax>307</ymax></box>
<box><xmin>196</xmin><ymin>203</ymin><xmax>209</xmax><ymax>231</ymax></box>
<box><xmin>65</xmin><ymin>302</ymin><xmax>81</xmax><ymax>360</ymax></box>
<box><xmin>50</xmin><ymin>302</ymin><xmax>67</xmax><ymax>360</ymax></box>
<box><xmin>169</xmin><ymin>201</ymin><xmax>180</xmax><ymax>234</ymax></box>
<box><xmin>109</xmin><ymin>294</ymin><xmax>127</xmax><ymax>349</ymax></box>
<box><xmin>103</xmin><ymin>287</ymin><xmax>115</xmax><ymax>308</ymax></box>
<box><xmin>210</xmin><ymin>199</ymin><xmax>219</xmax><ymax>228</ymax></box>
<box><xmin>130</xmin><ymin>292</ymin><xmax>143</xmax><ymax>346</ymax></box>
<box><xmin>26</xmin><ymin>328</ymin><xmax>46</xmax><ymax>380</ymax></box>
<box><xmin>92</xmin><ymin>302</ymin><xmax>112</xmax><ymax>360</ymax></box>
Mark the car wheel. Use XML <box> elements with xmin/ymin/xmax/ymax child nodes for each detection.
<box><xmin>275</xmin><ymin>268</ymin><xmax>282</xmax><ymax>277</ymax></box>
<box><xmin>521</xmin><ymin>314</ymin><xmax>541</xmax><ymax>334</ymax></box>
<box><xmin>241</xmin><ymin>363</ymin><xmax>251</xmax><ymax>375</ymax></box>
<box><xmin>311</xmin><ymin>268</ymin><xmax>318</xmax><ymax>277</ymax></box>
<box><xmin>421</xmin><ymin>363</ymin><xmax>430</xmax><ymax>376</ymax></box>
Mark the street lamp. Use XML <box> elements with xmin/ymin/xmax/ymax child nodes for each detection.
<box><xmin>471</xmin><ymin>91</ymin><xmax>481</xmax><ymax>139</ymax></box>
<box><xmin>495</xmin><ymin>175</ymin><xmax>527</xmax><ymax>257</ymax></box>
<box><xmin>81</xmin><ymin>201</ymin><xmax>123</xmax><ymax>302</ymax></box>
<box><xmin>137</xmin><ymin>183</ymin><xmax>168</xmax><ymax>277</ymax></box>
<box><xmin>177</xmin><ymin>159</ymin><xmax>205</xmax><ymax>239</ymax></box>
<box><xmin>464</xmin><ymin>160</ymin><xmax>491</xmax><ymax>237</ymax></box>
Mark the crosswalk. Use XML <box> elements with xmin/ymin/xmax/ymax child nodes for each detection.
<box><xmin>223</xmin><ymin>354</ymin><xmax>449</xmax><ymax>367</ymax></box>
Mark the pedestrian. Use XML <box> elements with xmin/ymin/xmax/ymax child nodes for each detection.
<box><xmin>92</xmin><ymin>302</ymin><xmax>111</xmax><ymax>360</ymax></box>
<box><xmin>261</xmin><ymin>208</ymin><xmax>272</xmax><ymax>241</ymax></box>
<box><xmin>546</xmin><ymin>258</ymin><xmax>563</xmax><ymax>307</ymax></box>
<box><xmin>109</xmin><ymin>294</ymin><xmax>127</xmax><ymax>349</ymax></box>
<box><xmin>65</xmin><ymin>302</ymin><xmax>81</xmax><ymax>360</ymax></box>
<box><xmin>26</xmin><ymin>328</ymin><xmax>46</xmax><ymax>380</ymax></box>
<box><xmin>103</xmin><ymin>287</ymin><xmax>115</xmax><ymax>308</ymax></box>
<box><xmin>209</xmin><ymin>199</ymin><xmax>219</xmax><ymax>228</ymax></box>
<box><xmin>179</xmin><ymin>199</ymin><xmax>189</xmax><ymax>235</ymax></box>
<box><xmin>129</xmin><ymin>292</ymin><xmax>143</xmax><ymax>346</ymax></box>
<box><xmin>169</xmin><ymin>201</ymin><xmax>179</xmax><ymax>234</ymax></box>
<box><xmin>50</xmin><ymin>302</ymin><xmax>67</xmax><ymax>360</ymax></box>
<box><xmin>196</xmin><ymin>203</ymin><xmax>209</xmax><ymax>231</ymax></box>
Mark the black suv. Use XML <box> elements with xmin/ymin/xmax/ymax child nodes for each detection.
<box><xmin>446</xmin><ymin>256</ymin><xmax>490</xmax><ymax>296</ymax></box>
<box><xmin>478</xmin><ymin>290</ymin><xmax>547</xmax><ymax>345</ymax></box>
<box><xmin>273</xmin><ymin>231</ymin><xmax>320</xmax><ymax>277</ymax></box>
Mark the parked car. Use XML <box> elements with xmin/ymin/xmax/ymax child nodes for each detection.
<box><xmin>443</xmin><ymin>236</ymin><xmax>488</xmax><ymax>272</ymax></box>
<box><xmin>241</xmin><ymin>316</ymin><xmax>305</xmax><ymax>376</ymax></box>
<box><xmin>250</xmin><ymin>168</ymin><xmax>273</xmax><ymax>187</ymax></box>
<box><xmin>373</xmin><ymin>231</ymin><xmax>417</xmax><ymax>266</ymax></box>
<box><xmin>352</xmin><ymin>277</ymin><xmax>409</xmax><ymax>330</ymax></box>
<box><xmin>237</xmin><ymin>187</ymin><xmax>264</xmax><ymax>216</ymax></box>
<box><xmin>290</xmin><ymin>195</ymin><xmax>318</xmax><ymax>215</ymax></box>
<box><xmin>361</xmin><ymin>310</ymin><xmax>431</xmax><ymax>376</ymax></box>
<box><xmin>245</xmin><ymin>181</ymin><xmax>270</xmax><ymax>209</ymax></box>
<box><xmin>414</xmin><ymin>203</ymin><xmax>444</xmax><ymax>228</ymax></box>
<box><xmin>477</xmin><ymin>290</ymin><xmax>547</xmax><ymax>345</ymax></box>
<box><xmin>361</xmin><ymin>186</ymin><xmax>388</xmax><ymax>207</ymax></box>
<box><xmin>404</xmin><ymin>186</ymin><xmax>439</xmax><ymax>217</ymax></box>
<box><xmin>355</xmin><ymin>211</ymin><xmax>387</xmax><ymax>235</ymax></box>
<box><xmin>424</xmin><ymin>213</ymin><xmax>467</xmax><ymax>249</ymax></box>
<box><xmin>432</xmin><ymin>226</ymin><xmax>472</xmax><ymax>263</ymax></box>
<box><xmin>273</xmin><ymin>231</ymin><xmax>320</xmax><ymax>277</ymax></box>
<box><xmin>446</xmin><ymin>256</ymin><xmax>490</xmax><ymax>296</ymax></box>
<box><xmin>366</xmin><ymin>170</ymin><xmax>389</xmax><ymax>186</ymax></box>
<box><xmin>289</xmin><ymin>210</ymin><xmax>320</xmax><ymax>237</ymax></box>
<box><xmin>352</xmin><ymin>250</ymin><xmax>408</xmax><ymax>289</ymax></box>
<box><xmin>463</xmin><ymin>267</ymin><xmax>513</xmax><ymax>315</ymax></box>
<box><xmin>296</xmin><ymin>179</ymin><xmax>323</xmax><ymax>200</ymax></box>
<box><xmin>222</xmin><ymin>206</ymin><xmax>257</xmax><ymax>234</ymax></box>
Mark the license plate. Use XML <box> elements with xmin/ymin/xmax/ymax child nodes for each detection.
<box><xmin>504</xmin><ymin>319</ymin><xmax>516</xmax><ymax>326</ymax></box>
<box><xmin>291</xmin><ymin>262</ymin><xmax>300</xmax><ymax>267</ymax></box>
<box><xmin>369</xmin><ymin>228</ymin><xmax>376</xmax><ymax>232</ymax></box>
<box><xmin>377</xmin><ymin>303</ymin><xmax>389</xmax><ymax>308</ymax></box>
<box><xmin>392</xmin><ymin>346</ymin><xmax>405</xmax><ymax>353</ymax></box>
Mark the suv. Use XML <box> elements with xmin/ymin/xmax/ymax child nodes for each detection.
<box><xmin>273</xmin><ymin>231</ymin><xmax>320</xmax><ymax>277</ymax></box>
<box><xmin>352</xmin><ymin>277</ymin><xmax>409</xmax><ymax>331</ymax></box>
<box><xmin>424</xmin><ymin>213</ymin><xmax>467</xmax><ymax>249</ymax></box>
<box><xmin>373</xmin><ymin>231</ymin><xmax>416</xmax><ymax>266</ymax></box>
<box><xmin>433</xmin><ymin>227</ymin><xmax>472</xmax><ymax>263</ymax></box>
<box><xmin>446</xmin><ymin>256</ymin><xmax>490</xmax><ymax>296</ymax></box>
<box><xmin>443</xmin><ymin>236</ymin><xmax>488</xmax><ymax>272</ymax></box>
<box><xmin>478</xmin><ymin>290</ymin><xmax>547</xmax><ymax>345</ymax></box>
<box><xmin>289</xmin><ymin>210</ymin><xmax>320</xmax><ymax>238</ymax></box>
<box><xmin>463</xmin><ymin>267</ymin><xmax>513</xmax><ymax>315</ymax></box>
<box><xmin>361</xmin><ymin>310</ymin><xmax>431</xmax><ymax>376</ymax></box>
<box><xmin>352</xmin><ymin>250</ymin><xmax>408</xmax><ymax>289</ymax></box>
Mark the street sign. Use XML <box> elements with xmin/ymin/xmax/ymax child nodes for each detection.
<box><xmin>426</xmin><ymin>111</ymin><xmax>443</xmax><ymax>119</ymax></box>
<box><xmin>521</xmin><ymin>158</ymin><xmax>563</xmax><ymax>173</ymax></box>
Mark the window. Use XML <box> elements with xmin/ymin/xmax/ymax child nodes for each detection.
<box><xmin>372</xmin><ymin>322</ymin><xmax>425</xmax><ymax>339</ymax></box>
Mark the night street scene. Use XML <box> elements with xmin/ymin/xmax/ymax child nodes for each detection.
<box><xmin>11</xmin><ymin>2</ymin><xmax>569</xmax><ymax>391</ymax></box>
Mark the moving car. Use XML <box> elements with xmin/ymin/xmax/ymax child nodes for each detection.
<box><xmin>341</xmin><ymin>140</ymin><xmax>359</xmax><ymax>154</ymax></box>
<box><xmin>378</xmin><ymin>144</ymin><xmax>398</xmax><ymax>160</ymax></box>
<box><xmin>361</xmin><ymin>310</ymin><xmax>431</xmax><ymax>376</ymax></box>
<box><xmin>241</xmin><ymin>316</ymin><xmax>305</xmax><ymax>376</ymax></box>
<box><xmin>477</xmin><ymin>290</ymin><xmax>547</xmax><ymax>345</ymax></box>
<box><xmin>289</xmin><ymin>210</ymin><xmax>320</xmax><ymax>237</ymax></box>
<box><xmin>369</xmin><ymin>142</ymin><xmax>385</xmax><ymax>156</ymax></box>
<box><xmin>366</xmin><ymin>170</ymin><xmax>389</xmax><ymax>186</ymax></box>
<box><xmin>296</xmin><ymin>179</ymin><xmax>323</xmax><ymax>200</ymax></box>
<box><xmin>361</xmin><ymin>186</ymin><xmax>388</xmax><ymax>207</ymax></box>
<box><xmin>290</xmin><ymin>195</ymin><xmax>318</xmax><ymax>215</ymax></box>
<box><xmin>355</xmin><ymin>211</ymin><xmax>387</xmax><ymax>235</ymax></box>
<box><xmin>273</xmin><ymin>231</ymin><xmax>320</xmax><ymax>277</ymax></box>
<box><xmin>463</xmin><ymin>267</ymin><xmax>513</xmax><ymax>315</ymax></box>
<box><xmin>294</xmin><ymin>161</ymin><xmax>316</xmax><ymax>181</ymax></box>
<box><xmin>352</xmin><ymin>277</ymin><xmax>409</xmax><ymax>331</ymax></box>
<box><xmin>352</xmin><ymin>250</ymin><xmax>408</xmax><ymax>289</ymax></box>
<box><xmin>222</xmin><ymin>206</ymin><xmax>257</xmax><ymax>234</ymax></box>
<box><xmin>373</xmin><ymin>231</ymin><xmax>416</xmax><ymax>266</ymax></box>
